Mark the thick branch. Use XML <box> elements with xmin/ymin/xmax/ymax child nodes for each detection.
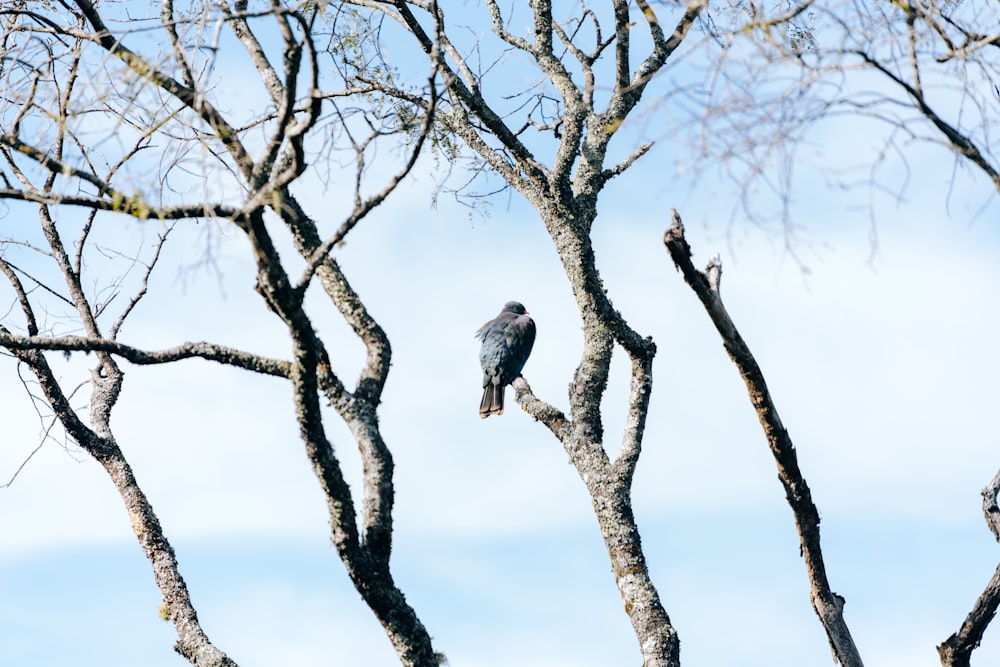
<box><xmin>937</xmin><ymin>469</ymin><xmax>1000</xmax><ymax>667</ymax></box>
<box><xmin>664</xmin><ymin>209</ymin><xmax>864</xmax><ymax>667</ymax></box>
<box><xmin>221</xmin><ymin>0</ymin><xmax>285</xmax><ymax>105</ymax></box>
<box><xmin>7</xmin><ymin>345</ymin><xmax>237</xmax><ymax>667</ymax></box>
<box><xmin>611</xmin><ymin>352</ymin><xmax>654</xmax><ymax>483</ymax></box>
<box><xmin>238</xmin><ymin>207</ymin><xmax>437</xmax><ymax>666</ymax></box>
<box><xmin>274</xmin><ymin>191</ymin><xmax>397</xmax><ymax>554</ymax></box>
<box><xmin>0</xmin><ymin>186</ymin><xmax>241</xmax><ymax>220</ymax></box>
<box><xmin>540</xmin><ymin>225</ymin><xmax>674</xmax><ymax>667</ymax></box>
<box><xmin>583</xmin><ymin>456</ymin><xmax>679</xmax><ymax>667</ymax></box>
<box><xmin>511</xmin><ymin>375</ymin><xmax>571</xmax><ymax>439</ymax></box>
<box><xmin>528</xmin><ymin>0</ymin><xmax>587</xmax><ymax>196</ymax></box>
<box><xmin>0</xmin><ymin>332</ymin><xmax>293</xmax><ymax>378</ymax></box>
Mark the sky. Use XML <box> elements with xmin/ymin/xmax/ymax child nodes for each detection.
<box><xmin>2</xmin><ymin>4</ymin><xmax>1000</xmax><ymax>667</ymax></box>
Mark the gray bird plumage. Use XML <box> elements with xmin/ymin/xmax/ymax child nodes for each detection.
<box><xmin>475</xmin><ymin>301</ymin><xmax>536</xmax><ymax>418</ymax></box>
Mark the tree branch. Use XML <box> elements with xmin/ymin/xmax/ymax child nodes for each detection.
<box><xmin>0</xmin><ymin>4</ymin><xmax>442</xmax><ymax>665</ymax></box>
<box><xmin>937</xmin><ymin>469</ymin><xmax>1000</xmax><ymax>667</ymax></box>
<box><xmin>4</xmin><ymin>341</ymin><xmax>237</xmax><ymax>667</ymax></box>
<box><xmin>386</xmin><ymin>0</ymin><xmax>550</xmax><ymax>188</ymax></box>
<box><xmin>664</xmin><ymin>209</ymin><xmax>864</xmax><ymax>667</ymax></box>
<box><xmin>108</xmin><ymin>226</ymin><xmax>172</xmax><ymax>339</ymax></box>
<box><xmin>237</xmin><ymin>207</ymin><xmax>438</xmax><ymax>666</ymax></box>
<box><xmin>0</xmin><ymin>185</ymin><xmax>242</xmax><ymax>220</ymax></box>
<box><xmin>854</xmin><ymin>50</ymin><xmax>1000</xmax><ymax>194</ymax></box>
<box><xmin>296</xmin><ymin>63</ymin><xmax>440</xmax><ymax>293</ymax></box>
<box><xmin>511</xmin><ymin>375</ymin><xmax>571</xmax><ymax>439</ymax></box>
<box><xmin>611</xmin><ymin>352</ymin><xmax>654</xmax><ymax>484</ymax></box>
<box><xmin>0</xmin><ymin>332</ymin><xmax>293</xmax><ymax>378</ymax></box>
<box><xmin>0</xmin><ymin>259</ymin><xmax>39</xmax><ymax>336</ymax></box>
<box><xmin>73</xmin><ymin>0</ymin><xmax>257</xmax><ymax>181</ymax></box>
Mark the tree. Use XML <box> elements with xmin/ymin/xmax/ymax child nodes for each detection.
<box><xmin>1</xmin><ymin>1</ymin><xmax>440</xmax><ymax>664</ymax></box>
<box><xmin>685</xmin><ymin>0</ymin><xmax>1000</xmax><ymax>236</ymax></box>
<box><xmin>1</xmin><ymin>2</ymin><xmax>997</xmax><ymax>667</ymax></box>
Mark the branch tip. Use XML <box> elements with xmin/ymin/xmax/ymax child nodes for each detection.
<box><xmin>706</xmin><ymin>255</ymin><xmax>723</xmax><ymax>295</ymax></box>
<box><xmin>669</xmin><ymin>208</ymin><xmax>684</xmax><ymax>234</ymax></box>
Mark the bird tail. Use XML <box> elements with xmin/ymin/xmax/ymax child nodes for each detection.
<box><xmin>479</xmin><ymin>383</ymin><xmax>504</xmax><ymax>418</ymax></box>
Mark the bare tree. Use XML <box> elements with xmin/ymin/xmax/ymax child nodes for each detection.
<box><xmin>0</xmin><ymin>2</ymin><xmax>439</xmax><ymax>665</ymax></box>
<box><xmin>328</xmin><ymin>1</ymin><xmax>1000</xmax><ymax>665</ymax></box>
<box><xmin>1</xmin><ymin>1</ymin><xmax>996</xmax><ymax>667</ymax></box>
<box><xmin>333</xmin><ymin>1</ymin><xmax>861</xmax><ymax>666</ymax></box>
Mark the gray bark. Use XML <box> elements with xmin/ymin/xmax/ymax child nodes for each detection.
<box><xmin>354</xmin><ymin>2</ymin><xmax>708</xmax><ymax>664</ymax></box>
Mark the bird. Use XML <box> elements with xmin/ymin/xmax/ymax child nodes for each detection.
<box><xmin>475</xmin><ymin>301</ymin><xmax>536</xmax><ymax>418</ymax></box>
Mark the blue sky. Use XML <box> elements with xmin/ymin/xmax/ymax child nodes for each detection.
<box><xmin>3</xmin><ymin>4</ymin><xmax>1000</xmax><ymax>667</ymax></box>
<box><xmin>3</xmin><ymin>151</ymin><xmax>999</xmax><ymax>665</ymax></box>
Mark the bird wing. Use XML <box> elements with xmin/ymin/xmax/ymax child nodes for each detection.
<box><xmin>478</xmin><ymin>312</ymin><xmax>516</xmax><ymax>384</ymax></box>
<box><xmin>502</xmin><ymin>314</ymin><xmax>536</xmax><ymax>378</ymax></box>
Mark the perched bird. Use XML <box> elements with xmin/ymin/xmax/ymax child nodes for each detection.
<box><xmin>475</xmin><ymin>301</ymin><xmax>536</xmax><ymax>418</ymax></box>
